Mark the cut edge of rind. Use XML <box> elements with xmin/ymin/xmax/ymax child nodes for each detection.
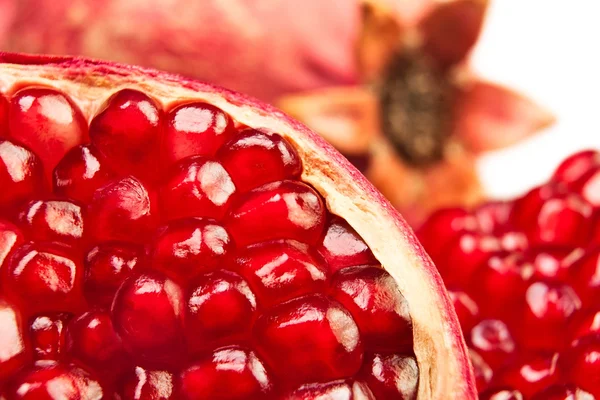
<box><xmin>0</xmin><ymin>52</ymin><xmax>476</xmax><ymax>399</ymax></box>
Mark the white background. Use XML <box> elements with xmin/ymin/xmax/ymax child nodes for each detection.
<box><xmin>471</xmin><ymin>0</ymin><xmax>600</xmax><ymax>198</ymax></box>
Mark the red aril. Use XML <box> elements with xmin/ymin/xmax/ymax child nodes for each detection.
<box><xmin>17</xmin><ymin>199</ymin><xmax>84</xmax><ymax>245</ymax></box>
<box><xmin>53</xmin><ymin>144</ymin><xmax>115</xmax><ymax>204</ymax></box>
<box><xmin>0</xmin><ymin>54</ymin><xmax>474</xmax><ymax>398</ymax></box>
<box><xmin>359</xmin><ymin>353</ymin><xmax>419</xmax><ymax>399</ymax></box>
<box><xmin>0</xmin><ymin>95</ymin><xmax>8</xmax><ymax>136</ymax></box>
<box><xmin>552</xmin><ymin>150</ymin><xmax>600</xmax><ymax>188</ymax></box>
<box><xmin>120</xmin><ymin>367</ymin><xmax>176</xmax><ymax>400</ymax></box>
<box><xmin>0</xmin><ymin>139</ymin><xmax>45</xmax><ymax>212</ymax></box>
<box><xmin>469</xmin><ymin>350</ymin><xmax>492</xmax><ymax>393</ymax></box>
<box><xmin>560</xmin><ymin>335</ymin><xmax>600</xmax><ymax>398</ymax></box>
<box><xmin>185</xmin><ymin>270</ymin><xmax>257</xmax><ymax>353</ymax></box>
<box><xmin>179</xmin><ymin>347</ymin><xmax>272</xmax><ymax>399</ymax></box>
<box><xmin>218</xmin><ymin>128</ymin><xmax>302</xmax><ymax>193</ymax></box>
<box><xmin>0</xmin><ymin>300</ymin><xmax>29</xmax><ymax>381</ymax></box>
<box><xmin>469</xmin><ymin>319</ymin><xmax>517</xmax><ymax>370</ymax></box>
<box><xmin>419</xmin><ymin>148</ymin><xmax>600</xmax><ymax>398</ymax></box>
<box><xmin>317</xmin><ymin>216</ymin><xmax>378</xmax><ymax>273</ymax></box>
<box><xmin>8</xmin><ymin>87</ymin><xmax>88</xmax><ymax>175</ymax></box>
<box><xmin>149</xmin><ymin>217</ymin><xmax>232</xmax><ymax>282</ymax></box>
<box><xmin>90</xmin><ymin>89</ymin><xmax>162</xmax><ymax>183</ymax></box>
<box><xmin>4</xmin><ymin>361</ymin><xmax>105</xmax><ymax>398</ymax></box>
<box><xmin>531</xmin><ymin>384</ymin><xmax>594</xmax><ymax>400</ymax></box>
<box><xmin>84</xmin><ymin>242</ymin><xmax>143</xmax><ymax>308</ymax></box>
<box><xmin>236</xmin><ymin>240</ymin><xmax>327</xmax><ymax>307</ymax></box>
<box><xmin>164</xmin><ymin>102</ymin><xmax>236</xmax><ymax>164</ymax></box>
<box><xmin>493</xmin><ymin>353</ymin><xmax>561</xmax><ymax>398</ymax></box>
<box><xmin>572</xmin><ymin>166</ymin><xmax>600</xmax><ymax>207</ymax></box>
<box><xmin>159</xmin><ymin>157</ymin><xmax>236</xmax><ymax>221</ymax></box>
<box><xmin>29</xmin><ymin>313</ymin><xmax>70</xmax><ymax>361</ymax></box>
<box><xmin>449</xmin><ymin>290</ymin><xmax>480</xmax><ymax>333</ymax></box>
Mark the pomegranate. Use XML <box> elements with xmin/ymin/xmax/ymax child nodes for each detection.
<box><xmin>0</xmin><ymin>53</ymin><xmax>474</xmax><ymax>398</ymax></box>
<box><xmin>418</xmin><ymin>149</ymin><xmax>600</xmax><ymax>398</ymax></box>
<box><xmin>0</xmin><ymin>0</ymin><xmax>554</xmax><ymax>226</ymax></box>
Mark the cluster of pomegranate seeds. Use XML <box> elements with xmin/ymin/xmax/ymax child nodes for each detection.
<box><xmin>0</xmin><ymin>86</ymin><xmax>418</xmax><ymax>399</ymax></box>
<box><xmin>418</xmin><ymin>149</ymin><xmax>600</xmax><ymax>399</ymax></box>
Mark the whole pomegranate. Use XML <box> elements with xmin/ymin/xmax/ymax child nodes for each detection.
<box><xmin>0</xmin><ymin>0</ymin><xmax>554</xmax><ymax>226</ymax></box>
<box><xmin>418</xmin><ymin>149</ymin><xmax>600</xmax><ymax>398</ymax></box>
<box><xmin>0</xmin><ymin>53</ymin><xmax>474</xmax><ymax>399</ymax></box>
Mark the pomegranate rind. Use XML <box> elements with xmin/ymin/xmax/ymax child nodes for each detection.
<box><xmin>0</xmin><ymin>52</ymin><xmax>476</xmax><ymax>399</ymax></box>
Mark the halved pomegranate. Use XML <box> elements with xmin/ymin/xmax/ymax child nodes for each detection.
<box><xmin>0</xmin><ymin>53</ymin><xmax>474</xmax><ymax>399</ymax></box>
<box><xmin>418</xmin><ymin>149</ymin><xmax>600</xmax><ymax>398</ymax></box>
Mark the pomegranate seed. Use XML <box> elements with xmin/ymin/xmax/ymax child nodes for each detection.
<box><xmin>474</xmin><ymin>201</ymin><xmax>513</xmax><ymax>234</ymax></box>
<box><xmin>66</xmin><ymin>310</ymin><xmax>125</xmax><ymax>368</ymax></box>
<box><xmin>469</xmin><ymin>350</ymin><xmax>493</xmax><ymax>393</ymax></box>
<box><xmin>479</xmin><ymin>388</ymin><xmax>524</xmax><ymax>400</ymax></box>
<box><xmin>2</xmin><ymin>243</ymin><xmax>84</xmax><ymax>316</ymax></box>
<box><xmin>0</xmin><ymin>220</ymin><xmax>23</xmax><ymax>267</ymax></box>
<box><xmin>569</xmin><ymin>309</ymin><xmax>600</xmax><ymax>343</ymax></box>
<box><xmin>552</xmin><ymin>150</ymin><xmax>600</xmax><ymax>187</ymax></box>
<box><xmin>568</xmin><ymin>248</ymin><xmax>600</xmax><ymax>307</ymax></box>
<box><xmin>8</xmin><ymin>87</ymin><xmax>88</xmax><ymax>174</ymax></box>
<box><xmin>90</xmin><ymin>89</ymin><xmax>162</xmax><ymax>181</ymax></box>
<box><xmin>4</xmin><ymin>362</ymin><xmax>104</xmax><ymax>398</ymax></box>
<box><xmin>330</xmin><ymin>266</ymin><xmax>413</xmax><ymax>352</ymax></box>
<box><xmin>84</xmin><ymin>242</ymin><xmax>142</xmax><ymax>308</ymax></box>
<box><xmin>164</xmin><ymin>102</ymin><xmax>236</xmax><ymax>164</ymax></box>
<box><xmin>219</xmin><ymin>129</ymin><xmax>302</xmax><ymax>193</ymax></box>
<box><xmin>560</xmin><ymin>335</ymin><xmax>600</xmax><ymax>398</ymax></box>
<box><xmin>317</xmin><ymin>216</ymin><xmax>377</xmax><ymax>273</ymax></box>
<box><xmin>185</xmin><ymin>270</ymin><xmax>256</xmax><ymax>352</ymax></box>
<box><xmin>510</xmin><ymin>184</ymin><xmax>557</xmax><ymax>231</ymax></box>
<box><xmin>160</xmin><ymin>157</ymin><xmax>236</xmax><ymax>221</ymax></box>
<box><xmin>531</xmin><ymin>384</ymin><xmax>594</xmax><ymax>400</ymax></box>
<box><xmin>87</xmin><ymin>176</ymin><xmax>157</xmax><ymax>243</ymax></box>
<box><xmin>179</xmin><ymin>347</ymin><xmax>272</xmax><ymax>399</ymax></box>
<box><xmin>227</xmin><ymin>180</ymin><xmax>325</xmax><ymax>247</ymax></box>
<box><xmin>469</xmin><ymin>319</ymin><xmax>516</xmax><ymax>370</ymax></box>
<box><xmin>572</xmin><ymin>166</ymin><xmax>600</xmax><ymax>207</ymax></box>
<box><xmin>18</xmin><ymin>200</ymin><xmax>84</xmax><ymax>245</ymax></box>
<box><xmin>120</xmin><ymin>367</ymin><xmax>176</xmax><ymax>400</ymax></box>
<box><xmin>359</xmin><ymin>353</ymin><xmax>419</xmax><ymax>399</ymax></box>
<box><xmin>29</xmin><ymin>313</ymin><xmax>70</xmax><ymax>361</ymax></box>
<box><xmin>448</xmin><ymin>290</ymin><xmax>480</xmax><ymax>332</ymax></box>
<box><xmin>494</xmin><ymin>353</ymin><xmax>561</xmax><ymax>398</ymax></box>
<box><xmin>467</xmin><ymin>252</ymin><xmax>530</xmax><ymax>320</ymax></box>
<box><xmin>236</xmin><ymin>240</ymin><xmax>328</xmax><ymax>307</ymax></box>
<box><xmin>520</xmin><ymin>281</ymin><xmax>581</xmax><ymax>351</ymax></box>
<box><xmin>525</xmin><ymin>246</ymin><xmax>574</xmax><ymax>282</ymax></box>
<box><xmin>53</xmin><ymin>144</ymin><xmax>114</xmax><ymax>204</ymax></box>
<box><xmin>417</xmin><ymin>207</ymin><xmax>477</xmax><ymax>265</ymax></box>
<box><xmin>0</xmin><ymin>300</ymin><xmax>29</xmax><ymax>380</ymax></box>
<box><xmin>254</xmin><ymin>294</ymin><xmax>363</xmax><ymax>385</ymax></box>
<box><xmin>0</xmin><ymin>94</ymin><xmax>8</xmax><ymax>137</ymax></box>
<box><xmin>0</xmin><ymin>139</ymin><xmax>45</xmax><ymax>211</ymax></box>
<box><xmin>439</xmin><ymin>231</ymin><xmax>500</xmax><ymax>287</ymax></box>
<box><xmin>524</xmin><ymin>192</ymin><xmax>593</xmax><ymax>247</ymax></box>
<box><xmin>283</xmin><ymin>380</ymin><xmax>375</xmax><ymax>399</ymax></box>
<box><xmin>150</xmin><ymin>218</ymin><xmax>232</xmax><ymax>281</ymax></box>
<box><xmin>111</xmin><ymin>273</ymin><xmax>185</xmax><ymax>368</ymax></box>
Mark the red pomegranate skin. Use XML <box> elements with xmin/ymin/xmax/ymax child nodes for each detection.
<box><xmin>419</xmin><ymin>148</ymin><xmax>600</xmax><ymax>398</ymax></box>
<box><xmin>0</xmin><ymin>0</ymin><xmax>362</xmax><ymax>103</ymax></box>
<box><xmin>0</xmin><ymin>53</ymin><xmax>476</xmax><ymax>399</ymax></box>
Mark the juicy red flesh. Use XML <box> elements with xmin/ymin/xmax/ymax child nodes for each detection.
<box><xmin>418</xmin><ymin>149</ymin><xmax>600</xmax><ymax>398</ymax></box>
<box><xmin>0</xmin><ymin>85</ymin><xmax>416</xmax><ymax>398</ymax></box>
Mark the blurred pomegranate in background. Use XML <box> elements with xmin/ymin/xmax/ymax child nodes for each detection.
<box><xmin>0</xmin><ymin>0</ymin><xmax>553</xmax><ymax>225</ymax></box>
